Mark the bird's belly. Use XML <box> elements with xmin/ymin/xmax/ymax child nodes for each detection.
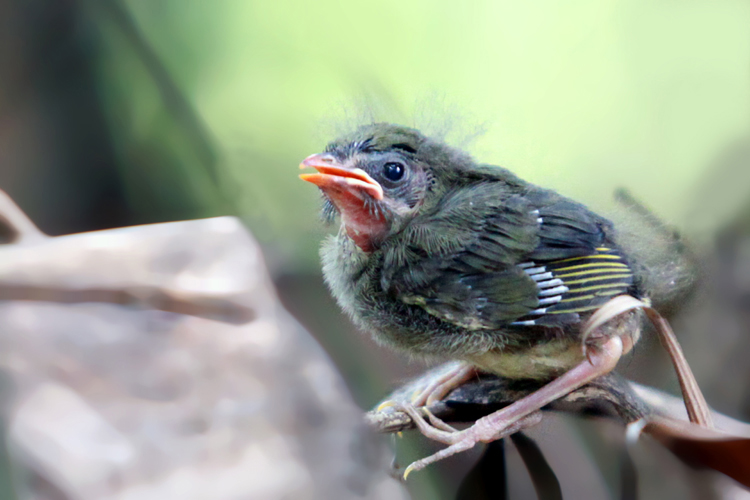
<box><xmin>464</xmin><ymin>340</ymin><xmax>585</xmax><ymax>380</ymax></box>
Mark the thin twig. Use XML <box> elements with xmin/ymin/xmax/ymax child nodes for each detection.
<box><xmin>614</xmin><ymin>188</ymin><xmax>680</xmax><ymax>241</ymax></box>
<box><xmin>0</xmin><ymin>190</ymin><xmax>46</xmax><ymax>243</ymax></box>
<box><xmin>643</xmin><ymin>306</ymin><xmax>713</xmax><ymax>428</ymax></box>
<box><xmin>85</xmin><ymin>0</ymin><xmax>222</xmax><ymax>189</ymax></box>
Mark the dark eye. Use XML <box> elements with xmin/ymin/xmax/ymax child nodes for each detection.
<box><xmin>383</xmin><ymin>162</ymin><xmax>405</xmax><ymax>181</ymax></box>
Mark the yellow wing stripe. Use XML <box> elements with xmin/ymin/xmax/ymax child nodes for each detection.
<box><xmin>553</xmin><ymin>262</ymin><xmax>628</xmax><ymax>272</ymax></box>
<box><xmin>563</xmin><ymin>273</ymin><xmax>632</xmax><ymax>285</ymax></box>
<box><xmin>559</xmin><ymin>294</ymin><xmax>595</xmax><ymax>303</ymax></box>
<box><xmin>555</xmin><ymin>268</ymin><xmax>630</xmax><ymax>279</ymax></box>
<box><xmin>523</xmin><ymin>248</ymin><xmax>635</xmax><ymax>320</ymax></box>
<box><xmin>551</xmin><ymin>254</ymin><xmax>623</xmax><ymax>265</ymax></box>
<box><xmin>558</xmin><ymin>285</ymin><xmax>627</xmax><ymax>307</ymax></box>
<box><xmin>548</xmin><ymin>290</ymin><xmax>628</xmax><ymax>313</ymax></box>
<box><xmin>567</xmin><ymin>282</ymin><xmax>630</xmax><ymax>294</ymax></box>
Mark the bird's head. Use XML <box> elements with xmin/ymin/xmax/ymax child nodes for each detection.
<box><xmin>300</xmin><ymin>123</ymin><xmax>472</xmax><ymax>252</ymax></box>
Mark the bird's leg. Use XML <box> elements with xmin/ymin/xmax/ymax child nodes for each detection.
<box><xmin>375</xmin><ymin>362</ymin><xmax>478</xmax><ymax>416</ymax></box>
<box><xmin>411</xmin><ymin>362</ymin><xmax>479</xmax><ymax>407</ymax></box>
<box><xmin>397</xmin><ymin>334</ymin><xmax>625</xmax><ymax>477</ymax></box>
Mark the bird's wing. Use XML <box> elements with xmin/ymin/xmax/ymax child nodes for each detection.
<box><xmin>382</xmin><ymin>183</ymin><xmax>636</xmax><ymax>330</ymax></box>
<box><xmin>512</xmin><ymin>192</ymin><xmax>637</xmax><ymax>326</ymax></box>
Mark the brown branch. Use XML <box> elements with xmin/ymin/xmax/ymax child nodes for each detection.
<box><xmin>366</xmin><ymin>370</ymin><xmax>650</xmax><ymax>434</ymax></box>
<box><xmin>367</xmin><ymin>363</ymin><xmax>750</xmax><ymax>488</ymax></box>
<box><xmin>0</xmin><ymin>189</ymin><xmax>257</xmax><ymax>324</ymax></box>
<box><xmin>0</xmin><ymin>284</ymin><xmax>254</xmax><ymax>324</ymax></box>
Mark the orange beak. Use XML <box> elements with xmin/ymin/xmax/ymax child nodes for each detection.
<box><xmin>299</xmin><ymin>153</ymin><xmax>388</xmax><ymax>252</ymax></box>
<box><xmin>299</xmin><ymin>153</ymin><xmax>384</xmax><ymax>201</ymax></box>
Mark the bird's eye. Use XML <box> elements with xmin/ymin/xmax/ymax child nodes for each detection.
<box><xmin>383</xmin><ymin>162</ymin><xmax>405</xmax><ymax>181</ymax></box>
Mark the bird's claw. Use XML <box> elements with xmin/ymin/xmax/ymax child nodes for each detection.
<box><xmin>375</xmin><ymin>399</ymin><xmax>398</xmax><ymax>413</ymax></box>
<box><xmin>395</xmin><ymin>402</ymin><xmax>480</xmax><ymax>479</ymax></box>
<box><xmin>403</xmin><ymin>438</ymin><xmax>478</xmax><ymax>479</ymax></box>
<box><xmin>395</xmin><ymin>402</ymin><xmax>543</xmax><ymax>479</ymax></box>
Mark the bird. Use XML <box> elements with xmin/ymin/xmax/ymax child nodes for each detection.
<box><xmin>299</xmin><ymin>123</ymin><xmax>648</xmax><ymax>475</ymax></box>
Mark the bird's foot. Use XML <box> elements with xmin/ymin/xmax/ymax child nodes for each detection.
<box><xmin>395</xmin><ymin>402</ymin><xmax>542</xmax><ymax>478</ymax></box>
<box><xmin>409</xmin><ymin>361</ymin><xmax>479</xmax><ymax>407</ymax></box>
<box><xmin>376</xmin><ymin>362</ymin><xmax>478</xmax><ymax>413</ymax></box>
<box><xmin>397</xmin><ymin>334</ymin><xmax>626</xmax><ymax>479</ymax></box>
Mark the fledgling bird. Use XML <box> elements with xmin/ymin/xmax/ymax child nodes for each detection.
<box><xmin>300</xmin><ymin>123</ymin><xmax>645</xmax><ymax>473</ymax></box>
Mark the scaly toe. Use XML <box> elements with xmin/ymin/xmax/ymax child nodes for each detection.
<box><xmin>423</xmin><ymin>406</ymin><xmax>458</xmax><ymax>433</ymax></box>
<box><xmin>395</xmin><ymin>403</ymin><xmax>462</xmax><ymax>444</ymax></box>
<box><xmin>401</xmin><ymin>411</ymin><xmax>545</xmax><ymax>479</ymax></box>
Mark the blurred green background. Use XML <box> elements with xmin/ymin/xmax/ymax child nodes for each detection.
<box><xmin>1</xmin><ymin>1</ymin><xmax>750</xmax><ymax>498</ymax></box>
<box><xmin>128</xmin><ymin>0</ymin><xmax>750</xmax><ymax>267</ymax></box>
